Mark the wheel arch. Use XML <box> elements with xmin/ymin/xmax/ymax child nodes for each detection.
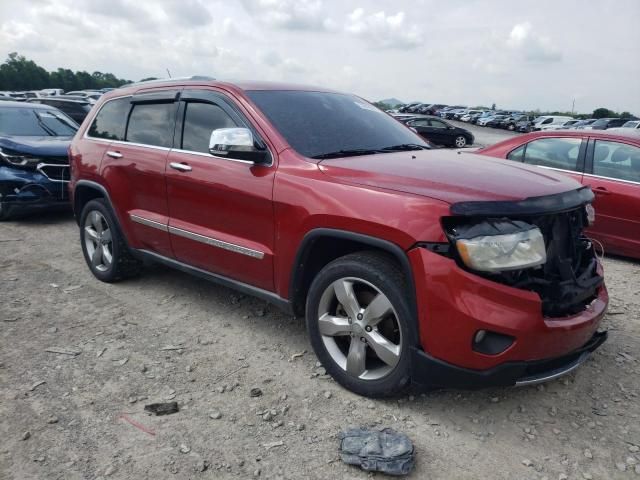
<box><xmin>289</xmin><ymin>228</ymin><xmax>418</xmax><ymax>325</ymax></box>
<box><xmin>73</xmin><ymin>180</ymin><xmax>115</xmax><ymax>226</ymax></box>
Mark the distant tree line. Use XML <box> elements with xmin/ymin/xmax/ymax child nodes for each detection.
<box><xmin>0</xmin><ymin>52</ymin><xmax>132</xmax><ymax>91</ymax></box>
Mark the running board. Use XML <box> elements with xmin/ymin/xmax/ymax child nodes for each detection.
<box><xmin>133</xmin><ymin>249</ymin><xmax>292</xmax><ymax>314</ymax></box>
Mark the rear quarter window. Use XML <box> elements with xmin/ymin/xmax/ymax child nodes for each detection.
<box><xmin>88</xmin><ymin>97</ymin><xmax>131</xmax><ymax>141</ymax></box>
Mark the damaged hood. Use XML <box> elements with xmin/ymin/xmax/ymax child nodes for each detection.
<box><xmin>0</xmin><ymin>135</ymin><xmax>72</xmax><ymax>158</ymax></box>
<box><xmin>318</xmin><ymin>149</ymin><xmax>582</xmax><ymax>205</ymax></box>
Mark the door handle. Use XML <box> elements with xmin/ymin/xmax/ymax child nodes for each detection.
<box><xmin>106</xmin><ymin>151</ymin><xmax>123</xmax><ymax>159</ymax></box>
<box><xmin>169</xmin><ymin>162</ymin><xmax>192</xmax><ymax>172</ymax></box>
<box><xmin>592</xmin><ymin>186</ymin><xmax>611</xmax><ymax>195</ymax></box>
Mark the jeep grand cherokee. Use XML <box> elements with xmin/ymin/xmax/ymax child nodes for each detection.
<box><xmin>69</xmin><ymin>78</ymin><xmax>608</xmax><ymax>397</ymax></box>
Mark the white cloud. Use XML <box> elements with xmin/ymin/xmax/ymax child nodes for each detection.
<box><xmin>240</xmin><ymin>0</ymin><xmax>336</xmax><ymax>31</ymax></box>
<box><xmin>507</xmin><ymin>22</ymin><xmax>562</xmax><ymax>62</ymax></box>
<box><xmin>345</xmin><ymin>9</ymin><xmax>423</xmax><ymax>49</ymax></box>
<box><xmin>0</xmin><ymin>0</ymin><xmax>638</xmax><ymax>113</ymax></box>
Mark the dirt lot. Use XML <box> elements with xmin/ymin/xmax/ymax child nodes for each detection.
<box><xmin>1</xmin><ymin>209</ymin><xmax>639</xmax><ymax>480</ymax></box>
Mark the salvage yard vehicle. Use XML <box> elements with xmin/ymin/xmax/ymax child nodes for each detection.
<box><xmin>70</xmin><ymin>78</ymin><xmax>608</xmax><ymax>397</ymax></box>
<box><xmin>402</xmin><ymin>116</ymin><xmax>474</xmax><ymax>147</ymax></box>
<box><xmin>0</xmin><ymin>101</ymin><xmax>77</xmax><ymax>219</ymax></box>
<box><xmin>28</xmin><ymin>97</ymin><xmax>93</xmax><ymax>124</ymax></box>
<box><xmin>478</xmin><ymin>130</ymin><xmax>640</xmax><ymax>259</ymax></box>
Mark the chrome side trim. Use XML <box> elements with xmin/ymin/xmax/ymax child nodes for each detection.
<box><xmin>128</xmin><ymin>213</ymin><xmax>264</xmax><ymax>259</ymax></box>
<box><xmin>171</xmin><ymin>148</ymin><xmax>257</xmax><ymax>165</ymax></box>
<box><xmin>130</xmin><ymin>214</ymin><xmax>168</xmax><ymax>231</ymax></box>
<box><xmin>168</xmin><ymin>225</ymin><xmax>265</xmax><ymax>259</ymax></box>
<box><xmin>515</xmin><ymin>352</ymin><xmax>590</xmax><ymax>387</ymax></box>
<box><xmin>582</xmin><ymin>172</ymin><xmax>640</xmax><ymax>186</ymax></box>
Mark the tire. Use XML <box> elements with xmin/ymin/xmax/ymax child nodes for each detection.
<box><xmin>79</xmin><ymin>198</ymin><xmax>141</xmax><ymax>282</ymax></box>
<box><xmin>0</xmin><ymin>201</ymin><xmax>12</xmax><ymax>221</ymax></box>
<box><xmin>454</xmin><ymin>136</ymin><xmax>467</xmax><ymax>148</ymax></box>
<box><xmin>305</xmin><ymin>251</ymin><xmax>415</xmax><ymax>397</ymax></box>
<box><xmin>507</xmin><ymin>124</ymin><xmax>515</xmax><ymax>131</ymax></box>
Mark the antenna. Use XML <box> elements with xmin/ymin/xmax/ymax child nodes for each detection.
<box><xmin>166</xmin><ymin>69</ymin><xmax>172</xmax><ymax>78</ymax></box>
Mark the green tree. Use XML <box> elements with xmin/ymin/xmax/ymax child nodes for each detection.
<box><xmin>0</xmin><ymin>53</ymin><xmax>131</xmax><ymax>91</ymax></box>
<box><xmin>592</xmin><ymin>108</ymin><xmax>616</xmax><ymax>118</ymax></box>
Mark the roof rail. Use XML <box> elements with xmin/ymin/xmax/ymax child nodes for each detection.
<box><xmin>119</xmin><ymin>75</ymin><xmax>216</xmax><ymax>89</ymax></box>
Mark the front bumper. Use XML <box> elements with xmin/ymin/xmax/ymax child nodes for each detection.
<box><xmin>409</xmin><ymin>247</ymin><xmax>608</xmax><ymax>377</ymax></box>
<box><xmin>411</xmin><ymin>330</ymin><xmax>607</xmax><ymax>388</ymax></box>
<box><xmin>0</xmin><ymin>165</ymin><xmax>69</xmax><ymax>214</ymax></box>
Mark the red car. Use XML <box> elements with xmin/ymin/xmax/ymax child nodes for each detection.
<box><xmin>69</xmin><ymin>78</ymin><xmax>607</xmax><ymax>397</ymax></box>
<box><xmin>478</xmin><ymin>131</ymin><xmax>640</xmax><ymax>259</ymax></box>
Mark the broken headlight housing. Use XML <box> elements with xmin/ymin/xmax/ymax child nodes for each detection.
<box><xmin>451</xmin><ymin>219</ymin><xmax>547</xmax><ymax>273</ymax></box>
<box><xmin>0</xmin><ymin>147</ymin><xmax>42</xmax><ymax>167</ymax></box>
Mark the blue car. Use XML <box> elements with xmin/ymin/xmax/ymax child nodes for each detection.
<box><xmin>0</xmin><ymin>101</ymin><xmax>78</xmax><ymax>220</ymax></box>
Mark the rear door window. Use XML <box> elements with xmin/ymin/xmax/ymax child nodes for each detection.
<box><xmin>521</xmin><ymin>137</ymin><xmax>582</xmax><ymax>171</ymax></box>
<box><xmin>126</xmin><ymin>102</ymin><xmax>177</xmax><ymax>148</ymax></box>
<box><xmin>181</xmin><ymin>102</ymin><xmax>237</xmax><ymax>154</ymax></box>
<box><xmin>428</xmin><ymin>119</ymin><xmax>447</xmax><ymax>129</ymax></box>
<box><xmin>592</xmin><ymin>140</ymin><xmax>640</xmax><ymax>183</ymax></box>
<box><xmin>88</xmin><ymin>97</ymin><xmax>131</xmax><ymax>141</ymax></box>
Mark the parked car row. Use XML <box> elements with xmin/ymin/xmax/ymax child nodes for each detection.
<box><xmin>392</xmin><ymin>103</ymin><xmax>638</xmax><ymax>136</ymax></box>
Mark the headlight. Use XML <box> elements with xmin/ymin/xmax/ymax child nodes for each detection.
<box><xmin>455</xmin><ymin>225</ymin><xmax>547</xmax><ymax>272</ymax></box>
<box><xmin>0</xmin><ymin>147</ymin><xmax>41</xmax><ymax>166</ymax></box>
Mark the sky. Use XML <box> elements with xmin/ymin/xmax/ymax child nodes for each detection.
<box><xmin>1</xmin><ymin>0</ymin><xmax>639</xmax><ymax>114</ymax></box>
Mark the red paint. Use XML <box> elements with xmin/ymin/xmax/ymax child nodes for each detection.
<box><xmin>478</xmin><ymin>130</ymin><xmax>640</xmax><ymax>259</ymax></box>
<box><xmin>117</xmin><ymin>414</ymin><xmax>156</xmax><ymax>436</ymax></box>
<box><xmin>69</xmin><ymin>79</ymin><xmax>609</xmax><ymax>376</ymax></box>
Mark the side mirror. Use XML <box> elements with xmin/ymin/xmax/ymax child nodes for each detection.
<box><xmin>209</xmin><ymin>127</ymin><xmax>270</xmax><ymax>164</ymax></box>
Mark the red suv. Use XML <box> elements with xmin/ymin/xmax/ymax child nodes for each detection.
<box><xmin>69</xmin><ymin>78</ymin><xmax>608</xmax><ymax>397</ymax></box>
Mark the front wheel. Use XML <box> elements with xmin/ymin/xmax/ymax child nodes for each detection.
<box><xmin>306</xmin><ymin>252</ymin><xmax>414</xmax><ymax>397</ymax></box>
<box><xmin>454</xmin><ymin>135</ymin><xmax>467</xmax><ymax>148</ymax></box>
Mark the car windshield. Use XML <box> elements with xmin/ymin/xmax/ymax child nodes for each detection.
<box><xmin>247</xmin><ymin>90</ymin><xmax>429</xmax><ymax>159</ymax></box>
<box><xmin>622</xmin><ymin>121</ymin><xmax>639</xmax><ymax>128</ymax></box>
<box><xmin>0</xmin><ymin>106</ymin><xmax>78</xmax><ymax>136</ymax></box>
<box><xmin>591</xmin><ymin>119</ymin><xmax>610</xmax><ymax>127</ymax></box>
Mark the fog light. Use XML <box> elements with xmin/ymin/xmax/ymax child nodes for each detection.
<box><xmin>474</xmin><ymin>330</ymin><xmax>487</xmax><ymax>344</ymax></box>
<box><xmin>472</xmin><ymin>330</ymin><xmax>515</xmax><ymax>355</ymax></box>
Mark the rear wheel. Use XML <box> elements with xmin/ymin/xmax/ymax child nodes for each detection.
<box><xmin>507</xmin><ymin>123</ymin><xmax>515</xmax><ymax>131</ymax></box>
<box><xmin>454</xmin><ymin>135</ymin><xmax>467</xmax><ymax>148</ymax></box>
<box><xmin>80</xmin><ymin>199</ymin><xmax>141</xmax><ymax>282</ymax></box>
<box><xmin>306</xmin><ymin>252</ymin><xmax>414</xmax><ymax>397</ymax></box>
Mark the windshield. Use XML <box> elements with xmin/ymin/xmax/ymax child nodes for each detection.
<box><xmin>622</xmin><ymin>121</ymin><xmax>639</xmax><ymax>128</ymax></box>
<box><xmin>0</xmin><ymin>106</ymin><xmax>78</xmax><ymax>136</ymax></box>
<box><xmin>246</xmin><ymin>90</ymin><xmax>428</xmax><ymax>159</ymax></box>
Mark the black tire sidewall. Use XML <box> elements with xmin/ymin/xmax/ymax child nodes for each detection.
<box><xmin>305</xmin><ymin>254</ymin><xmax>415</xmax><ymax>397</ymax></box>
<box><xmin>79</xmin><ymin>199</ymin><xmax>123</xmax><ymax>282</ymax></box>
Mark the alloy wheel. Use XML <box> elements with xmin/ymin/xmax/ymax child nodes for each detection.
<box><xmin>83</xmin><ymin>210</ymin><xmax>113</xmax><ymax>272</ymax></box>
<box><xmin>455</xmin><ymin>136</ymin><xmax>467</xmax><ymax>147</ymax></box>
<box><xmin>317</xmin><ymin>277</ymin><xmax>402</xmax><ymax>380</ymax></box>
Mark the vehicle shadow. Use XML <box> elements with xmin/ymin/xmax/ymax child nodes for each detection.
<box><xmin>7</xmin><ymin>208</ymin><xmax>74</xmax><ymax>225</ymax></box>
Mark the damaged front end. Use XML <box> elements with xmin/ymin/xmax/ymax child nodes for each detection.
<box><xmin>444</xmin><ymin>187</ymin><xmax>603</xmax><ymax>317</ymax></box>
<box><xmin>0</xmin><ymin>147</ymin><xmax>70</xmax><ymax>216</ymax></box>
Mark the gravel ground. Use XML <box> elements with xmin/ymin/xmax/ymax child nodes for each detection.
<box><xmin>1</xmin><ymin>136</ymin><xmax>639</xmax><ymax>479</ymax></box>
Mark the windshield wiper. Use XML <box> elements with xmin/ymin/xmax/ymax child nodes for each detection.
<box><xmin>311</xmin><ymin>149</ymin><xmax>382</xmax><ymax>160</ymax></box>
<box><xmin>380</xmin><ymin>143</ymin><xmax>430</xmax><ymax>151</ymax></box>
